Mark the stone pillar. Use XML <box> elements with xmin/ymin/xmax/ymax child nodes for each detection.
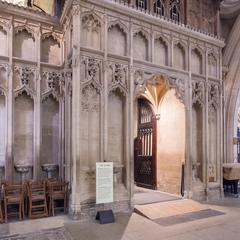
<box><xmin>129</xmin><ymin>22</ymin><xmax>135</xmax><ymax>209</ymax></box>
<box><xmin>185</xmin><ymin>40</ymin><xmax>192</xmax><ymax>197</ymax></box>
<box><xmin>151</xmin><ymin>30</ymin><xmax>154</xmax><ymax>63</ymax></box>
<box><xmin>103</xmin><ymin>14</ymin><xmax>108</xmax><ymax>162</ymax></box>
<box><xmin>64</xmin><ymin>70</ymin><xmax>72</xmax><ymax>183</ymax></box>
<box><xmin>170</xmin><ymin>37</ymin><xmax>174</xmax><ymax>68</ymax></box>
<box><xmin>70</xmin><ymin>3</ymin><xmax>82</xmax><ymax>219</ymax></box>
<box><xmin>33</xmin><ymin>26</ymin><xmax>41</xmax><ymax>180</ymax></box>
<box><xmin>205</xmin><ymin>49</ymin><xmax>209</xmax><ymax>200</ymax></box>
<box><xmin>6</xmin><ymin>18</ymin><xmax>13</xmax><ymax>182</ymax></box>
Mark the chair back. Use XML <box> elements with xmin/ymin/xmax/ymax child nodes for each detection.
<box><xmin>3</xmin><ymin>184</ymin><xmax>23</xmax><ymax>201</ymax></box>
<box><xmin>27</xmin><ymin>181</ymin><xmax>46</xmax><ymax>198</ymax></box>
<box><xmin>47</xmin><ymin>180</ymin><xmax>68</xmax><ymax>195</ymax></box>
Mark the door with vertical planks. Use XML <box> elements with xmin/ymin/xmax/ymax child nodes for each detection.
<box><xmin>134</xmin><ymin>98</ymin><xmax>157</xmax><ymax>189</ymax></box>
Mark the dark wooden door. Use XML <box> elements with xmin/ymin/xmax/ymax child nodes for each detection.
<box><xmin>134</xmin><ymin>98</ymin><xmax>157</xmax><ymax>189</ymax></box>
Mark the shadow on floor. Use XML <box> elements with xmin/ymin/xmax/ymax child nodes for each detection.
<box><xmin>64</xmin><ymin>213</ymin><xmax>131</xmax><ymax>240</ymax></box>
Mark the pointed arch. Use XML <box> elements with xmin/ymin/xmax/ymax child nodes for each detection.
<box><xmin>191</xmin><ymin>47</ymin><xmax>203</xmax><ymax>75</ymax></box>
<box><xmin>154</xmin><ymin>36</ymin><xmax>169</xmax><ymax>66</ymax></box>
<box><xmin>208</xmin><ymin>52</ymin><xmax>218</xmax><ymax>78</ymax></box>
<box><xmin>14</xmin><ymin>27</ymin><xmax>36</xmax><ymax>61</ymax></box>
<box><xmin>173</xmin><ymin>42</ymin><xmax>186</xmax><ymax>70</ymax></box>
<box><xmin>133</xmin><ymin>30</ymin><xmax>149</xmax><ymax>61</ymax></box>
<box><xmin>81</xmin><ymin>11</ymin><xmax>102</xmax><ymax>50</ymax></box>
<box><xmin>41</xmin><ymin>33</ymin><xmax>61</xmax><ymax>65</ymax></box>
<box><xmin>108</xmin><ymin>21</ymin><xmax>127</xmax><ymax>56</ymax></box>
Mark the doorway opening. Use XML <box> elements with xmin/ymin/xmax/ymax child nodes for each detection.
<box><xmin>133</xmin><ymin>75</ymin><xmax>186</xmax><ymax>204</ymax></box>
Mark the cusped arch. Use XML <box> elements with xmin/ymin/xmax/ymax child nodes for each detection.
<box><xmin>108</xmin><ymin>84</ymin><xmax>128</xmax><ymax>97</ymax></box>
<box><xmin>14</xmin><ymin>88</ymin><xmax>35</xmax><ymax>100</ymax></box>
<box><xmin>42</xmin><ymin>91</ymin><xmax>60</xmax><ymax>103</ymax></box>
<box><xmin>81</xmin><ymin>11</ymin><xmax>102</xmax><ymax>28</ymax></box>
<box><xmin>81</xmin><ymin>80</ymin><xmax>102</xmax><ymax>95</ymax></box>
<box><xmin>133</xmin><ymin>28</ymin><xmax>150</xmax><ymax>41</ymax></box>
<box><xmin>154</xmin><ymin>34</ymin><xmax>169</xmax><ymax>47</ymax></box>
<box><xmin>108</xmin><ymin>20</ymin><xmax>128</xmax><ymax>34</ymax></box>
<box><xmin>41</xmin><ymin>32</ymin><xmax>61</xmax><ymax>45</ymax></box>
<box><xmin>14</xmin><ymin>25</ymin><xmax>35</xmax><ymax>40</ymax></box>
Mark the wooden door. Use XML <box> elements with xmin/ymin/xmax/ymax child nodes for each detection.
<box><xmin>134</xmin><ymin>98</ymin><xmax>157</xmax><ymax>189</ymax></box>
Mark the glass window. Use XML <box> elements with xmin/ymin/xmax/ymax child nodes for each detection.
<box><xmin>137</xmin><ymin>0</ymin><xmax>147</xmax><ymax>10</ymax></box>
<box><xmin>170</xmin><ymin>1</ymin><xmax>180</xmax><ymax>22</ymax></box>
<box><xmin>154</xmin><ymin>0</ymin><xmax>165</xmax><ymax>16</ymax></box>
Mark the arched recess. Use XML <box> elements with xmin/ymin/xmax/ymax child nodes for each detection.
<box><xmin>107</xmin><ymin>88</ymin><xmax>127</xmax><ymax>196</ymax></box>
<box><xmin>208</xmin><ymin>53</ymin><xmax>218</xmax><ymax>78</ymax></box>
<box><xmin>173</xmin><ymin>42</ymin><xmax>186</xmax><ymax>70</ymax></box>
<box><xmin>134</xmin><ymin>74</ymin><xmax>186</xmax><ymax>195</ymax></box>
<box><xmin>108</xmin><ymin>23</ymin><xmax>127</xmax><ymax>56</ymax></box>
<box><xmin>0</xmin><ymin>90</ymin><xmax>6</xmax><ymax>181</ymax></box>
<box><xmin>133</xmin><ymin>30</ymin><xmax>149</xmax><ymax>61</ymax></box>
<box><xmin>80</xmin><ymin>83</ymin><xmax>101</xmax><ymax>202</ymax></box>
<box><xmin>41</xmin><ymin>34</ymin><xmax>61</xmax><ymax>65</ymax></box>
<box><xmin>81</xmin><ymin>13</ymin><xmax>102</xmax><ymax>50</ymax></box>
<box><xmin>14</xmin><ymin>28</ymin><xmax>35</xmax><ymax>61</ymax></box>
<box><xmin>191</xmin><ymin>81</ymin><xmax>205</xmax><ymax>186</ymax></box>
<box><xmin>14</xmin><ymin>91</ymin><xmax>34</xmax><ymax>183</ymax></box>
<box><xmin>0</xmin><ymin>26</ymin><xmax>7</xmax><ymax>56</ymax></box>
<box><xmin>222</xmin><ymin>14</ymin><xmax>240</xmax><ymax>163</ymax></box>
<box><xmin>41</xmin><ymin>94</ymin><xmax>60</xmax><ymax>178</ymax></box>
<box><xmin>192</xmin><ymin>102</ymin><xmax>204</xmax><ymax>183</ymax></box>
<box><xmin>191</xmin><ymin>48</ymin><xmax>203</xmax><ymax>75</ymax></box>
<box><xmin>154</xmin><ymin>37</ymin><xmax>168</xmax><ymax>66</ymax></box>
<box><xmin>157</xmin><ymin>89</ymin><xmax>185</xmax><ymax>194</ymax></box>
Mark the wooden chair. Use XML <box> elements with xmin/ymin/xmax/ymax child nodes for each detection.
<box><xmin>47</xmin><ymin>180</ymin><xmax>68</xmax><ymax>216</ymax></box>
<box><xmin>3</xmin><ymin>184</ymin><xmax>24</xmax><ymax>223</ymax></box>
<box><xmin>27</xmin><ymin>181</ymin><xmax>48</xmax><ymax>218</ymax></box>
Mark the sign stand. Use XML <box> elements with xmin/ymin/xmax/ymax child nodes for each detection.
<box><xmin>95</xmin><ymin>162</ymin><xmax>115</xmax><ymax>224</ymax></box>
<box><xmin>96</xmin><ymin>209</ymin><xmax>115</xmax><ymax>224</ymax></box>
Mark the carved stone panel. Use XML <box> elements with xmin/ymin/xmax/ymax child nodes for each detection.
<box><xmin>108</xmin><ymin>63</ymin><xmax>128</xmax><ymax>94</ymax></box>
<box><xmin>81</xmin><ymin>57</ymin><xmax>102</xmax><ymax>88</ymax></box>
<box><xmin>208</xmin><ymin>83</ymin><xmax>220</xmax><ymax>112</ymax></box>
<box><xmin>192</xmin><ymin>81</ymin><xmax>204</xmax><ymax>106</ymax></box>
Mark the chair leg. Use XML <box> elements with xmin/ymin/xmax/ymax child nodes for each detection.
<box><xmin>64</xmin><ymin>196</ymin><xmax>67</xmax><ymax>214</ymax></box>
<box><xmin>19</xmin><ymin>202</ymin><xmax>22</xmax><ymax>221</ymax></box>
<box><xmin>52</xmin><ymin>199</ymin><xmax>54</xmax><ymax>216</ymax></box>
<box><xmin>4</xmin><ymin>202</ymin><xmax>7</xmax><ymax>223</ymax></box>
<box><xmin>22</xmin><ymin>201</ymin><xmax>25</xmax><ymax>219</ymax></box>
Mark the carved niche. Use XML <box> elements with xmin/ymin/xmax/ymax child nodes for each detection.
<box><xmin>108</xmin><ymin>63</ymin><xmax>128</xmax><ymax>94</ymax></box>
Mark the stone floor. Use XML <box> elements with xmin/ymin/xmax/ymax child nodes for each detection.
<box><xmin>1</xmin><ymin>196</ymin><xmax>240</xmax><ymax>240</ymax></box>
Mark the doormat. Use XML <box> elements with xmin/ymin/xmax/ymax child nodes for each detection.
<box><xmin>153</xmin><ymin>209</ymin><xmax>225</xmax><ymax>226</ymax></box>
<box><xmin>0</xmin><ymin>227</ymin><xmax>74</xmax><ymax>240</ymax></box>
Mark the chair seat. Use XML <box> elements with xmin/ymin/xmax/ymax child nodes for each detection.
<box><xmin>6</xmin><ymin>197</ymin><xmax>22</xmax><ymax>203</ymax></box>
<box><xmin>51</xmin><ymin>191</ymin><xmax>65</xmax><ymax>199</ymax></box>
<box><xmin>31</xmin><ymin>194</ymin><xmax>46</xmax><ymax>201</ymax></box>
